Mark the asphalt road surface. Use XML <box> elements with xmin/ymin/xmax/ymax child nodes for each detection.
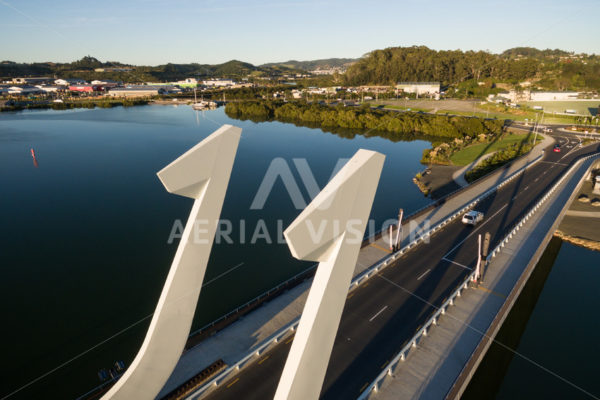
<box><xmin>203</xmin><ymin>133</ymin><xmax>600</xmax><ymax>400</ymax></box>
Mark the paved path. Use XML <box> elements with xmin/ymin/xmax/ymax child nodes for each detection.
<box><xmin>452</xmin><ymin>152</ymin><xmax>495</xmax><ymax>187</ymax></box>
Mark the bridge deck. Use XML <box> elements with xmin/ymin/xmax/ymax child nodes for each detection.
<box><xmin>157</xmin><ymin>135</ymin><xmax>554</xmax><ymax>399</ymax></box>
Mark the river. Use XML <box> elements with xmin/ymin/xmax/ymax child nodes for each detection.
<box><xmin>463</xmin><ymin>238</ymin><xmax>600</xmax><ymax>399</ymax></box>
<box><xmin>0</xmin><ymin>105</ymin><xmax>431</xmax><ymax>399</ymax></box>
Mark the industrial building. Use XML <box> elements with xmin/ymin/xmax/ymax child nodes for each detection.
<box><xmin>396</xmin><ymin>82</ymin><xmax>440</xmax><ymax>95</ymax></box>
<box><xmin>202</xmin><ymin>79</ymin><xmax>236</xmax><ymax>87</ymax></box>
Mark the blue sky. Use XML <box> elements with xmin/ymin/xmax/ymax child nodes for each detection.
<box><xmin>1</xmin><ymin>0</ymin><xmax>598</xmax><ymax>65</ymax></box>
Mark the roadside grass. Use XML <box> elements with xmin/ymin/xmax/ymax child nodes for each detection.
<box><xmin>450</xmin><ymin>133</ymin><xmax>542</xmax><ymax>166</ymax></box>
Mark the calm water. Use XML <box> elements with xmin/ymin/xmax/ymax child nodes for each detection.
<box><xmin>464</xmin><ymin>238</ymin><xmax>600</xmax><ymax>399</ymax></box>
<box><xmin>0</xmin><ymin>105</ymin><xmax>431</xmax><ymax>399</ymax></box>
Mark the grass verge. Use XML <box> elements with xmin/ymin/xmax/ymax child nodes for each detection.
<box><xmin>450</xmin><ymin>133</ymin><xmax>542</xmax><ymax>166</ymax></box>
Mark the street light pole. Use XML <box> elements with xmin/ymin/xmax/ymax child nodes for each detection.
<box><xmin>473</xmin><ymin>234</ymin><xmax>482</xmax><ymax>283</ymax></box>
<box><xmin>394</xmin><ymin>208</ymin><xmax>403</xmax><ymax>251</ymax></box>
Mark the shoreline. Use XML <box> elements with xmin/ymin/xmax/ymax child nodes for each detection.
<box><xmin>553</xmin><ymin>230</ymin><xmax>600</xmax><ymax>252</ymax></box>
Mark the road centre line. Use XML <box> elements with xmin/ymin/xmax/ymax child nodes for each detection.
<box><xmin>417</xmin><ymin>269</ymin><xmax>431</xmax><ymax>280</ymax></box>
<box><xmin>369</xmin><ymin>305</ymin><xmax>388</xmax><ymax>322</ymax></box>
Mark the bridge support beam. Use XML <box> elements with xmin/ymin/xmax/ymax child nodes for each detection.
<box><xmin>274</xmin><ymin>149</ymin><xmax>385</xmax><ymax>400</ymax></box>
<box><xmin>102</xmin><ymin>125</ymin><xmax>241</xmax><ymax>400</ymax></box>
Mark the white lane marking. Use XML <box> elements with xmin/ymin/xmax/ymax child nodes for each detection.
<box><xmin>535</xmin><ymin>178</ymin><xmax>539</xmax><ymax>182</ymax></box>
<box><xmin>442</xmin><ymin>258</ymin><xmax>472</xmax><ymax>270</ymax></box>
<box><xmin>417</xmin><ymin>269</ymin><xmax>431</xmax><ymax>281</ymax></box>
<box><xmin>444</xmin><ymin>203</ymin><xmax>508</xmax><ymax>258</ymax></box>
<box><xmin>523</xmin><ymin>185</ymin><xmax>529</xmax><ymax>191</ymax></box>
<box><xmin>369</xmin><ymin>305</ymin><xmax>388</xmax><ymax>322</ymax></box>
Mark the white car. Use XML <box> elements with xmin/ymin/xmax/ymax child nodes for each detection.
<box><xmin>462</xmin><ymin>211</ymin><xmax>484</xmax><ymax>226</ymax></box>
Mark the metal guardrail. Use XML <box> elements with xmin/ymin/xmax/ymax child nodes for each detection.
<box><xmin>358</xmin><ymin>151</ymin><xmax>600</xmax><ymax>400</ymax></box>
<box><xmin>186</xmin><ymin>154</ymin><xmax>544</xmax><ymax>400</ymax></box>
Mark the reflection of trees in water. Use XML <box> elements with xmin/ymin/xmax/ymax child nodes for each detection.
<box><xmin>225</xmin><ymin>111</ymin><xmax>441</xmax><ymax>144</ymax></box>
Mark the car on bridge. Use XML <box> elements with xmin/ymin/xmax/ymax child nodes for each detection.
<box><xmin>462</xmin><ymin>211</ymin><xmax>484</xmax><ymax>226</ymax></box>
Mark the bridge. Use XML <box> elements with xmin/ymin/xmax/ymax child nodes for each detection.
<box><xmin>151</xmin><ymin>129</ymin><xmax>598</xmax><ymax>400</ymax></box>
<box><xmin>96</xmin><ymin>128</ymin><xmax>600</xmax><ymax>400</ymax></box>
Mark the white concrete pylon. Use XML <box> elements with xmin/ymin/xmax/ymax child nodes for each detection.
<box><xmin>102</xmin><ymin>124</ymin><xmax>241</xmax><ymax>400</ymax></box>
<box><xmin>275</xmin><ymin>149</ymin><xmax>385</xmax><ymax>400</ymax></box>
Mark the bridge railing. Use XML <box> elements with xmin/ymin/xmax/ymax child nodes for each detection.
<box><xmin>358</xmin><ymin>151</ymin><xmax>600</xmax><ymax>400</ymax></box>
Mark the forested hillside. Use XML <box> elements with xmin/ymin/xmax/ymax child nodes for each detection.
<box><xmin>344</xmin><ymin>46</ymin><xmax>600</xmax><ymax>91</ymax></box>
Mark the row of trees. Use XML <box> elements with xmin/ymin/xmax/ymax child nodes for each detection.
<box><xmin>225</xmin><ymin>101</ymin><xmax>504</xmax><ymax>139</ymax></box>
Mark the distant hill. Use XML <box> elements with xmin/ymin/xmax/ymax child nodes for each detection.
<box><xmin>0</xmin><ymin>57</ymin><xmax>287</xmax><ymax>81</ymax></box>
<box><xmin>261</xmin><ymin>58</ymin><xmax>357</xmax><ymax>71</ymax></box>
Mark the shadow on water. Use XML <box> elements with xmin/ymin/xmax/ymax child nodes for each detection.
<box><xmin>461</xmin><ymin>237</ymin><xmax>563</xmax><ymax>400</ymax></box>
